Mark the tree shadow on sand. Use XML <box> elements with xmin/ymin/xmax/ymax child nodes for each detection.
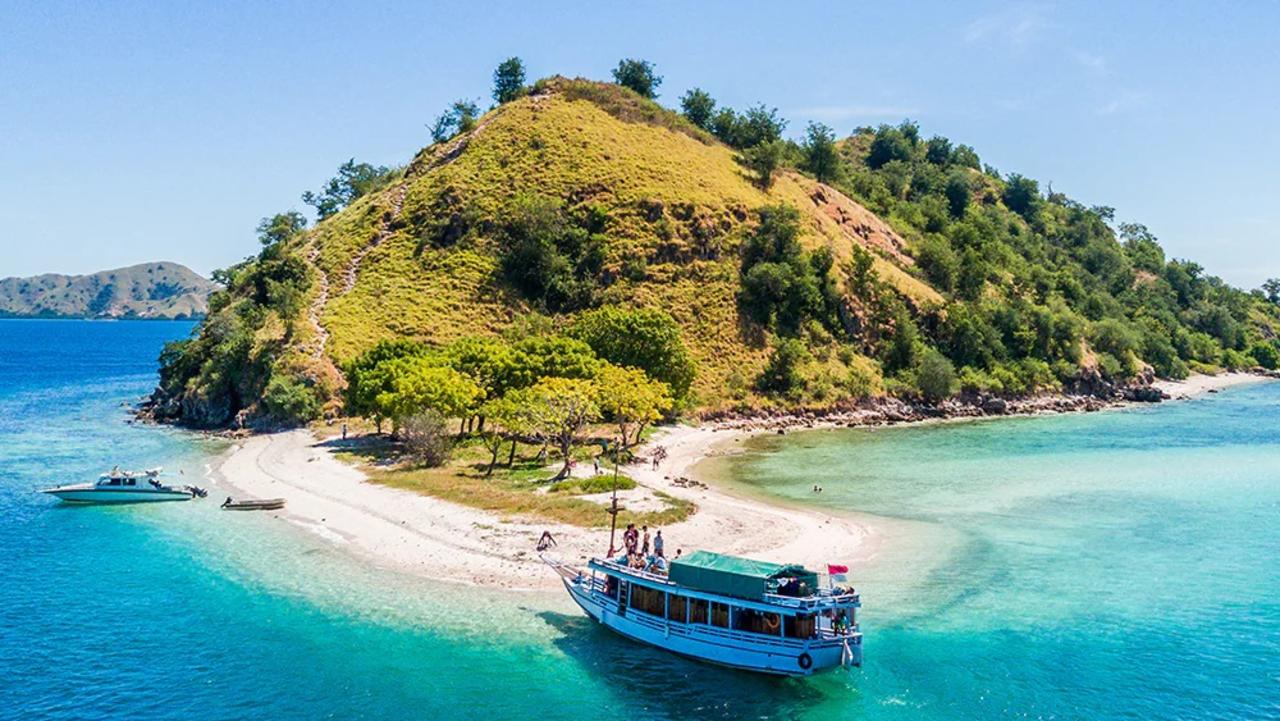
<box><xmin>538</xmin><ymin>610</ymin><xmax>854</xmax><ymax>721</ymax></box>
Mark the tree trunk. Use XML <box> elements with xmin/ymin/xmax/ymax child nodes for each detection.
<box><xmin>486</xmin><ymin>440</ymin><xmax>500</xmax><ymax>476</ymax></box>
<box><xmin>507</xmin><ymin>438</ymin><xmax>518</xmax><ymax>466</ymax></box>
<box><xmin>477</xmin><ymin>415</ymin><xmax>486</xmax><ymax>433</ymax></box>
<box><xmin>554</xmin><ymin>436</ymin><xmax>572</xmax><ymax>480</ymax></box>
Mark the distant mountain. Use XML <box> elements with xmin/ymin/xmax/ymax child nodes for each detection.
<box><xmin>0</xmin><ymin>262</ymin><xmax>215</xmax><ymax>319</ymax></box>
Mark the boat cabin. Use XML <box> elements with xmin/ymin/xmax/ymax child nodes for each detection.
<box><xmin>572</xmin><ymin>549</ymin><xmax>860</xmax><ymax>673</ymax></box>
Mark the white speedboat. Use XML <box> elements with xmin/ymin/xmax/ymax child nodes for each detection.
<box><xmin>40</xmin><ymin>467</ymin><xmax>203</xmax><ymax>504</ymax></box>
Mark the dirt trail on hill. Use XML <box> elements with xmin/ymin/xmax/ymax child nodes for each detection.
<box><xmin>339</xmin><ymin>184</ymin><xmax>409</xmax><ymax>297</ymax></box>
<box><xmin>303</xmin><ymin>240</ymin><xmax>331</xmax><ymax>362</ymax></box>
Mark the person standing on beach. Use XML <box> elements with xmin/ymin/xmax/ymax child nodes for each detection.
<box><xmin>653</xmin><ymin>530</ymin><xmax>664</xmax><ymax>558</ymax></box>
<box><xmin>341</xmin><ymin>422</ymin><xmax>348</xmax><ymax>441</ymax></box>
<box><xmin>641</xmin><ymin>526</ymin><xmax>650</xmax><ymax>556</ymax></box>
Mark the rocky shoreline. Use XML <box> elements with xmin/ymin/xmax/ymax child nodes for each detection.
<box><xmin>698</xmin><ymin>370</ymin><xmax>1278</xmax><ymax>434</ymax></box>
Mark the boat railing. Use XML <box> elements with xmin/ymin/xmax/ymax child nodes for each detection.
<box><xmin>762</xmin><ymin>589</ymin><xmax>860</xmax><ymax>609</ymax></box>
<box><xmin>591</xmin><ymin>557</ymin><xmax>673</xmax><ymax>584</ymax></box>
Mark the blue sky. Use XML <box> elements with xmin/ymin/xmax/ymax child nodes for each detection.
<box><xmin>2</xmin><ymin>1</ymin><xmax>1277</xmax><ymax>288</ymax></box>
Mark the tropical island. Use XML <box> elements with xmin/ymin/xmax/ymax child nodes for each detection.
<box><xmin>140</xmin><ymin>58</ymin><xmax>1280</xmax><ymax>586</ymax></box>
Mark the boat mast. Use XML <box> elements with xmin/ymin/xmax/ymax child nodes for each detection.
<box><xmin>606</xmin><ymin>433</ymin><xmax>622</xmax><ymax>557</ymax></box>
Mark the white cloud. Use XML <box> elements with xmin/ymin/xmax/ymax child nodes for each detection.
<box><xmin>1096</xmin><ymin>90</ymin><xmax>1149</xmax><ymax>115</ymax></box>
<box><xmin>964</xmin><ymin>4</ymin><xmax>1047</xmax><ymax>47</ymax></box>
<box><xmin>1074</xmin><ymin>50</ymin><xmax>1108</xmax><ymax>74</ymax></box>
<box><xmin>790</xmin><ymin>105</ymin><xmax>920</xmax><ymax>122</ymax></box>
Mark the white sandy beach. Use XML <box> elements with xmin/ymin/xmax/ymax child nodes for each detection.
<box><xmin>210</xmin><ymin>424</ymin><xmax>874</xmax><ymax>592</ymax></box>
<box><xmin>208</xmin><ymin>371</ymin><xmax>1266</xmax><ymax>592</ymax></box>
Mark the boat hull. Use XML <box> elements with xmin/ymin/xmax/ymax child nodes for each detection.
<box><xmin>42</xmin><ymin>488</ymin><xmax>192</xmax><ymax>504</ymax></box>
<box><xmin>562</xmin><ymin>576</ymin><xmax>859</xmax><ymax>676</ymax></box>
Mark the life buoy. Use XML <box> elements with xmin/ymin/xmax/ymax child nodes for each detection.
<box><xmin>797</xmin><ymin>652</ymin><xmax>813</xmax><ymax>670</ymax></box>
<box><xmin>764</xmin><ymin>614</ymin><xmax>780</xmax><ymax>633</ymax></box>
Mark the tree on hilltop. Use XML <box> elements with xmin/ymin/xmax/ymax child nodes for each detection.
<box><xmin>1262</xmin><ymin>278</ymin><xmax>1280</xmax><ymax>305</ymax></box>
<box><xmin>256</xmin><ymin>212</ymin><xmax>308</xmax><ymax>251</ymax></box>
<box><xmin>302</xmin><ymin>160</ymin><xmax>393</xmax><ymax>220</ymax></box>
<box><xmin>802</xmin><ymin>122</ymin><xmax>840</xmax><ymax>184</ymax></box>
<box><xmin>430</xmin><ymin>100</ymin><xmax>481</xmax><ymax>143</ymax></box>
<box><xmin>743</xmin><ymin>140</ymin><xmax>785</xmax><ymax>189</ymax></box>
<box><xmin>612</xmin><ymin>58</ymin><xmax>662</xmax><ymax>99</ymax></box>
<box><xmin>493</xmin><ymin>57</ymin><xmax>526</xmax><ymax>104</ymax></box>
<box><xmin>680</xmin><ymin>88</ymin><xmax>716</xmax><ymax>129</ymax></box>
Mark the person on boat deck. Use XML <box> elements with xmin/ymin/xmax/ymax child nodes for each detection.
<box><xmin>653</xmin><ymin>530</ymin><xmax>664</xmax><ymax>558</ymax></box>
<box><xmin>647</xmin><ymin>554</ymin><xmax>668</xmax><ymax>573</ymax></box>
<box><xmin>641</xmin><ymin>526</ymin><xmax>650</xmax><ymax>556</ymax></box>
<box><xmin>623</xmin><ymin>523</ymin><xmax>638</xmax><ymax>557</ymax></box>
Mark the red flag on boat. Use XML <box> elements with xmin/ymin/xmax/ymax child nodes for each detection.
<box><xmin>827</xmin><ymin>564</ymin><xmax>849</xmax><ymax>575</ymax></box>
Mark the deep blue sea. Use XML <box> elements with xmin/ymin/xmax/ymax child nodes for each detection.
<box><xmin>4</xmin><ymin>319</ymin><xmax>1278</xmax><ymax>721</ymax></box>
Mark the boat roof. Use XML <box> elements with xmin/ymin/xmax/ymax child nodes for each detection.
<box><xmin>668</xmin><ymin>550</ymin><xmax>818</xmax><ymax>601</ymax></box>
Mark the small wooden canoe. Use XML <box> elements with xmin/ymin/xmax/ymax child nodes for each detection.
<box><xmin>221</xmin><ymin>498</ymin><xmax>286</xmax><ymax>511</ymax></box>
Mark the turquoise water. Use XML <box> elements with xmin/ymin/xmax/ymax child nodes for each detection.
<box><xmin>720</xmin><ymin>385</ymin><xmax>1280</xmax><ymax>720</ymax></box>
<box><xmin>4</xmin><ymin>320</ymin><xmax>1277</xmax><ymax>720</ymax></box>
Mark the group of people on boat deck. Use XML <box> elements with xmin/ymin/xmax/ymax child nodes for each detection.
<box><xmin>621</xmin><ymin>523</ymin><xmax>677</xmax><ymax>573</ymax></box>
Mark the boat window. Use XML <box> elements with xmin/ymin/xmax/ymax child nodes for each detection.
<box><xmin>124</xmin><ymin>478</ymin><xmax>136</xmax><ymax>486</ymax></box>
<box><xmin>710</xmin><ymin>602</ymin><xmax>729</xmax><ymax>628</ymax></box>
<box><xmin>630</xmin><ymin>585</ymin><xmax>666</xmax><ymax>616</ymax></box>
<box><xmin>731</xmin><ymin>608</ymin><xmax>784</xmax><ymax>635</ymax></box>
<box><xmin>603</xmin><ymin>575</ymin><xmax>619</xmax><ymax>599</ymax></box>
<box><xmin>689</xmin><ymin>598</ymin><xmax>708</xmax><ymax>624</ymax></box>
<box><xmin>104</xmin><ymin>478</ymin><xmax>121</xmax><ymax>486</ymax></box>
<box><xmin>785</xmin><ymin>614</ymin><xmax>816</xmax><ymax>639</ymax></box>
<box><xmin>666</xmin><ymin>594</ymin><xmax>687</xmax><ymax>623</ymax></box>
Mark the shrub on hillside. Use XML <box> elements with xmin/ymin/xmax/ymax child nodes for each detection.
<box><xmin>917</xmin><ymin>349</ymin><xmax>957</xmax><ymax>402</ymax></box>
<box><xmin>262</xmin><ymin>374</ymin><xmax>323</xmax><ymax>425</ymax></box>
<box><xmin>757</xmin><ymin>339</ymin><xmax>812</xmax><ymax>395</ymax></box>
<box><xmin>1250</xmin><ymin>341</ymin><xmax>1279</xmax><ymax>369</ymax></box>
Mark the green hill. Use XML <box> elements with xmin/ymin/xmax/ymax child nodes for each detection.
<box><xmin>0</xmin><ymin>262</ymin><xmax>214</xmax><ymax>319</ymax></box>
<box><xmin>147</xmin><ymin>75</ymin><xmax>1280</xmax><ymax>428</ymax></box>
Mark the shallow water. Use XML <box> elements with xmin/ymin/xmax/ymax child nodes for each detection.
<box><xmin>4</xmin><ymin>320</ymin><xmax>1276</xmax><ymax>720</ymax></box>
<box><xmin>719</xmin><ymin>385</ymin><xmax>1280</xmax><ymax>719</ymax></box>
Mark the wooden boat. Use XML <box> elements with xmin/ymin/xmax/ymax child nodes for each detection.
<box><xmin>544</xmin><ymin>550</ymin><xmax>862</xmax><ymax>676</ymax></box>
<box><xmin>220</xmin><ymin>497</ymin><xmax>286</xmax><ymax>511</ymax></box>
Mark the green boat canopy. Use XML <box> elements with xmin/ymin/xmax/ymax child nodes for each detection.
<box><xmin>668</xmin><ymin>550</ymin><xmax>818</xmax><ymax>600</ymax></box>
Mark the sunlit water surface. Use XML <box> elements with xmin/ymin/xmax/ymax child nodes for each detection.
<box><xmin>4</xmin><ymin>320</ymin><xmax>1276</xmax><ymax>720</ymax></box>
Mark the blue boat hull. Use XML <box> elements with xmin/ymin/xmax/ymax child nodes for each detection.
<box><xmin>562</xmin><ymin>576</ymin><xmax>858</xmax><ymax>677</ymax></box>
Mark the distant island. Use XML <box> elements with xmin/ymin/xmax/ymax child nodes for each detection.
<box><xmin>0</xmin><ymin>262</ymin><xmax>215</xmax><ymax>320</ymax></box>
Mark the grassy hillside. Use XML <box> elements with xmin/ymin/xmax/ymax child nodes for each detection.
<box><xmin>149</xmin><ymin>75</ymin><xmax>1280</xmax><ymax>429</ymax></box>
<box><xmin>0</xmin><ymin>262</ymin><xmax>213</xmax><ymax>319</ymax></box>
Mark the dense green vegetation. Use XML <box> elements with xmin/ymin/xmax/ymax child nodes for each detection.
<box><xmin>819</xmin><ymin>120</ymin><xmax>1280</xmax><ymax>391</ymax></box>
<box><xmin>340</xmin><ymin>306</ymin><xmax>683</xmax><ymax>474</ymax></box>
<box><xmin>151</xmin><ymin>213</ymin><xmax>318</xmax><ymax>427</ymax></box>
<box><xmin>672</xmin><ymin>79</ymin><xmax>1279</xmax><ymax>396</ymax></box>
<box><xmin>153</xmin><ymin>56</ymin><xmax>1280</xmax><ymax>434</ymax></box>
